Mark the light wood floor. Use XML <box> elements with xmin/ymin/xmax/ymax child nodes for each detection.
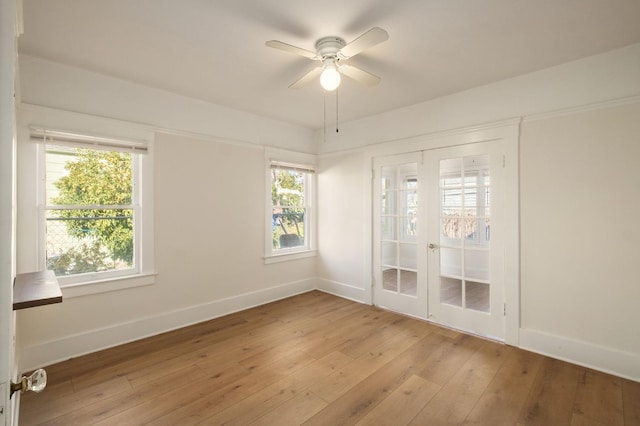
<box><xmin>20</xmin><ymin>291</ymin><xmax>640</xmax><ymax>425</ymax></box>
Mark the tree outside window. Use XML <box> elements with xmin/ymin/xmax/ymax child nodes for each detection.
<box><xmin>271</xmin><ymin>167</ymin><xmax>308</xmax><ymax>250</ymax></box>
<box><xmin>45</xmin><ymin>145</ymin><xmax>136</xmax><ymax>276</ymax></box>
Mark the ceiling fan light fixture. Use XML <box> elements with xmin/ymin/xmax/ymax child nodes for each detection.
<box><xmin>320</xmin><ymin>61</ymin><xmax>341</xmax><ymax>91</ymax></box>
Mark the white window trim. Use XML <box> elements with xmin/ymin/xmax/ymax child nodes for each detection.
<box><xmin>33</xmin><ymin>127</ymin><xmax>156</xmax><ymax>296</ymax></box>
<box><xmin>264</xmin><ymin>148</ymin><xmax>317</xmax><ymax>263</ymax></box>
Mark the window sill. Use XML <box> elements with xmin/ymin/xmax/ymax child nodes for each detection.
<box><xmin>60</xmin><ymin>273</ymin><xmax>156</xmax><ymax>298</ymax></box>
<box><xmin>264</xmin><ymin>250</ymin><xmax>317</xmax><ymax>264</ymax></box>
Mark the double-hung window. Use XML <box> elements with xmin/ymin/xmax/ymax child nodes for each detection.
<box><xmin>266</xmin><ymin>153</ymin><xmax>316</xmax><ymax>262</ymax></box>
<box><xmin>33</xmin><ymin>128</ymin><xmax>153</xmax><ymax>287</ymax></box>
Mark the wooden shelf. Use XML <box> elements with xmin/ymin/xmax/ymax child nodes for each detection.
<box><xmin>13</xmin><ymin>270</ymin><xmax>63</xmax><ymax>310</ymax></box>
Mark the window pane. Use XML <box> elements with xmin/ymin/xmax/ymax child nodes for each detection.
<box><xmin>46</xmin><ymin>145</ymin><xmax>132</xmax><ymax>206</ymax></box>
<box><xmin>382</xmin><ymin>216</ymin><xmax>396</xmax><ymax>240</ymax></box>
<box><xmin>382</xmin><ymin>241</ymin><xmax>397</xmax><ymax>267</ymax></box>
<box><xmin>46</xmin><ymin>209</ymin><xmax>134</xmax><ymax>276</ymax></box>
<box><xmin>399</xmin><ymin>270</ymin><xmax>417</xmax><ymax>296</ymax></box>
<box><xmin>383</xmin><ymin>267</ymin><xmax>398</xmax><ymax>292</ymax></box>
<box><xmin>272</xmin><ymin>207</ymin><xmax>305</xmax><ymax>249</ymax></box>
<box><xmin>271</xmin><ymin>168</ymin><xmax>305</xmax><ymax>207</ymax></box>
<box><xmin>440</xmin><ymin>247</ymin><xmax>462</xmax><ymax>277</ymax></box>
<box><xmin>400</xmin><ymin>217</ymin><xmax>416</xmax><ymax>241</ymax></box>
<box><xmin>382</xmin><ymin>190</ymin><xmax>396</xmax><ymax>215</ymax></box>
<box><xmin>399</xmin><ymin>243</ymin><xmax>417</xmax><ymax>269</ymax></box>
<box><xmin>441</xmin><ymin>212</ymin><xmax>463</xmax><ymax>241</ymax></box>
<box><xmin>45</xmin><ymin>145</ymin><xmax>135</xmax><ymax>278</ymax></box>
<box><xmin>464</xmin><ymin>249</ymin><xmax>490</xmax><ymax>281</ymax></box>
<box><xmin>466</xmin><ymin>281</ymin><xmax>490</xmax><ymax>312</ymax></box>
<box><xmin>440</xmin><ymin>276</ymin><xmax>462</xmax><ymax>307</ymax></box>
<box><xmin>400</xmin><ymin>189</ymin><xmax>417</xmax><ymax>215</ymax></box>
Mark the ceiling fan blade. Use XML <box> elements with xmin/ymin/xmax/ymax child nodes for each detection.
<box><xmin>338</xmin><ymin>64</ymin><xmax>381</xmax><ymax>86</ymax></box>
<box><xmin>265</xmin><ymin>40</ymin><xmax>317</xmax><ymax>59</ymax></box>
<box><xmin>289</xmin><ymin>67</ymin><xmax>322</xmax><ymax>89</ymax></box>
<box><xmin>340</xmin><ymin>27</ymin><xmax>389</xmax><ymax>58</ymax></box>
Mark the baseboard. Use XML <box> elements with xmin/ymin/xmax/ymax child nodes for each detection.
<box><xmin>315</xmin><ymin>278</ymin><xmax>367</xmax><ymax>303</ymax></box>
<box><xmin>519</xmin><ymin>328</ymin><xmax>640</xmax><ymax>382</ymax></box>
<box><xmin>19</xmin><ymin>278</ymin><xmax>316</xmax><ymax>371</ymax></box>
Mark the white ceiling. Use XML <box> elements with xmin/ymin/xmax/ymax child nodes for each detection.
<box><xmin>18</xmin><ymin>0</ymin><xmax>640</xmax><ymax>130</ymax></box>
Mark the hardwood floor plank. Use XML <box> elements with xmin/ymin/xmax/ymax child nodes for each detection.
<box><xmin>415</xmin><ymin>332</ymin><xmax>486</xmax><ymax>386</ymax></box>
<box><xmin>19</xmin><ymin>291</ymin><xmax>637</xmax><ymax>426</ymax></box>
<box><xmin>248</xmin><ymin>390</ymin><xmax>328</xmax><ymax>426</ymax></box>
<box><xmin>409</xmin><ymin>340</ymin><xmax>508</xmax><ymax>425</ymax></box>
<box><xmin>572</xmin><ymin>369</ymin><xmax>624</xmax><ymax>426</ymax></box>
<box><xmin>354</xmin><ymin>374</ymin><xmax>441</xmax><ymax>426</ymax></box>
<box><xmin>199</xmin><ymin>351</ymin><xmax>353</xmax><ymax>426</ymax></box>
<box><xmin>19</xmin><ymin>376</ymin><xmax>132</xmax><ymax>425</ymax></box>
<box><xmin>88</xmin><ymin>364</ymin><xmax>241</xmax><ymax>425</ymax></box>
<box><xmin>308</xmin><ymin>324</ymin><xmax>432</xmax><ymax>403</ymax></box>
<box><xmin>569</xmin><ymin>411</ymin><xmax>612</xmax><ymax>426</ymax></box>
<box><xmin>516</xmin><ymin>357</ymin><xmax>582</xmax><ymax>426</ymax></box>
<box><xmin>463</xmin><ymin>347</ymin><xmax>544</xmax><ymax>425</ymax></box>
<box><xmin>149</xmin><ymin>349</ymin><xmax>317</xmax><ymax>425</ymax></box>
<box><xmin>304</xmin><ymin>331</ymin><xmax>456</xmax><ymax>426</ymax></box>
<box><xmin>622</xmin><ymin>378</ymin><xmax>640</xmax><ymax>425</ymax></box>
<box><xmin>337</xmin><ymin>314</ymin><xmax>432</xmax><ymax>359</ymax></box>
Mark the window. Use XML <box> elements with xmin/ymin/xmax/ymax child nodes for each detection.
<box><xmin>33</xmin><ymin>128</ymin><xmax>154</xmax><ymax>287</ymax></box>
<box><xmin>266</xmin><ymin>154</ymin><xmax>316</xmax><ymax>262</ymax></box>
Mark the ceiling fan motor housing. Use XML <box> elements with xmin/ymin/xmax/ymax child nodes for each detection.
<box><xmin>315</xmin><ymin>36</ymin><xmax>346</xmax><ymax>59</ymax></box>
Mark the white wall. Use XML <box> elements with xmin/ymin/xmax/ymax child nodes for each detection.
<box><xmin>316</xmin><ymin>151</ymin><xmax>370</xmax><ymax>302</ymax></box>
<box><xmin>316</xmin><ymin>43</ymin><xmax>640</xmax><ymax>153</ymax></box>
<box><xmin>19</xmin><ymin>55</ymin><xmax>315</xmax><ymax>154</ymax></box>
<box><xmin>15</xmin><ymin>58</ymin><xmax>317</xmax><ymax>370</ymax></box>
<box><xmin>519</xmin><ymin>103</ymin><xmax>640</xmax><ymax>378</ymax></box>
<box><xmin>315</xmin><ymin>44</ymin><xmax>640</xmax><ymax>380</ymax></box>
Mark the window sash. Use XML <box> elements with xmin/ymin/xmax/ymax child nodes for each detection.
<box><xmin>42</xmin><ymin>140</ymin><xmax>142</xmax><ymax>281</ymax></box>
<box><xmin>269</xmin><ymin>163</ymin><xmax>313</xmax><ymax>254</ymax></box>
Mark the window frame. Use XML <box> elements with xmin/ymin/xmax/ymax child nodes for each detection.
<box><xmin>34</xmin><ymin>127</ymin><xmax>155</xmax><ymax>294</ymax></box>
<box><xmin>264</xmin><ymin>149</ymin><xmax>316</xmax><ymax>263</ymax></box>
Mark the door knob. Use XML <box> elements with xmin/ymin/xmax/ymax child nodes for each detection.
<box><xmin>428</xmin><ymin>243</ymin><xmax>438</xmax><ymax>250</ymax></box>
<box><xmin>10</xmin><ymin>369</ymin><xmax>47</xmax><ymax>397</ymax></box>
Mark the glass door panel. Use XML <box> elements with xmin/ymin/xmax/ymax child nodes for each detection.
<box><xmin>437</xmin><ymin>154</ymin><xmax>490</xmax><ymax>311</ymax></box>
<box><xmin>373</xmin><ymin>153</ymin><xmax>425</xmax><ymax>318</ymax></box>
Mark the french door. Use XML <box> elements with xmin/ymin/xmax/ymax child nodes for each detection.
<box><xmin>372</xmin><ymin>153</ymin><xmax>426</xmax><ymax>319</ymax></box>
<box><xmin>424</xmin><ymin>141</ymin><xmax>506</xmax><ymax>339</ymax></box>
<box><xmin>373</xmin><ymin>140</ymin><xmax>507</xmax><ymax>340</ymax></box>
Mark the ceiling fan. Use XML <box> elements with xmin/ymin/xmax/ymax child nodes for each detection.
<box><xmin>266</xmin><ymin>27</ymin><xmax>389</xmax><ymax>91</ymax></box>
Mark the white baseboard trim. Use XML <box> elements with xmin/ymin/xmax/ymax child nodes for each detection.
<box><xmin>19</xmin><ymin>278</ymin><xmax>316</xmax><ymax>371</ymax></box>
<box><xmin>315</xmin><ymin>278</ymin><xmax>367</xmax><ymax>303</ymax></box>
<box><xmin>519</xmin><ymin>328</ymin><xmax>640</xmax><ymax>382</ymax></box>
<box><xmin>23</xmin><ymin>280</ymin><xmax>639</xmax><ymax>383</ymax></box>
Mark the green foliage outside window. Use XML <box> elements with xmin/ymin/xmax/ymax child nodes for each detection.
<box><xmin>47</xmin><ymin>148</ymin><xmax>134</xmax><ymax>275</ymax></box>
<box><xmin>271</xmin><ymin>168</ymin><xmax>306</xmax><ymax>249</ymax></box>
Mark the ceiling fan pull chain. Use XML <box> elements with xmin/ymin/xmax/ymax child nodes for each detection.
<box><xmin>336</xmin><ymin>88</ymin><xmax>339</xmax><ymax>133</ymax></box>
<box><xmin>323</xmin><ymin>90</ymin><xmax>327</xmax><ymax>143</ymax></box>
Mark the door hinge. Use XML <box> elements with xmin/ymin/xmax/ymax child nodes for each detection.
<box><xmin>371</xmin><ymin>169</ymin><xmax>375</xmax><ymax>180</ymax></box>
<box><xmin>502</xmin><ymin>155</ymin><xmax>506</xmax><ymax>168</ymax></box>
<box><xmin>503</xmin><ymin>303</ymin><xmax>506</xmax><ymax>316</ymax></box>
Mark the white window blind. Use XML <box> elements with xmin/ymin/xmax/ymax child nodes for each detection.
<box><xmin>30</xmin><ymin>127</ymin><xmax>148</xmax><ymax>154</ymax></box>
<box><xmin>270</xmin><ymin>161</ymin><xmax>315</xmax><ymax>174</ymax></box>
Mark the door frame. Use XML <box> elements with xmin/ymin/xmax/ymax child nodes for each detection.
<box><xmin>1</xmin><ymin>0</ymin><xmax>20</xmax><ymax>423</ymax></box>
<box><xmin>365</xmin><ymin>120</ymin><xmax>520</xmax><ymax>345</ymax></box>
